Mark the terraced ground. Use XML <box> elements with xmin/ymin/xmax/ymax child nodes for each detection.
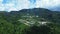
<box><xmin>0</xmin><ymin>8</ymin><xmax>60</xmax><ymax>34</ymax></box>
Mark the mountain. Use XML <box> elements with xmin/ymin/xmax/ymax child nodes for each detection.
<box><xmin>0</xmin><ymin>8</ymin><xmax>60</xmax><ymax>34</ymax></box>
<box><xmin>5</xmin><ymin>8</ymin><xmax>60</xmax><ymax>22</ymax></box>
<box><xmin>0</xmin><ymin>8</ymin><xmax>60</xmax><ymax>22</ymax></box>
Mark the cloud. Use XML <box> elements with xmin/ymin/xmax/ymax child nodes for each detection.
<box><xmin>0</xmin><ymin>0</ymin><xmax>60</xmax><ymax>11</ymax></box>
<box><xmin>15</xmin><ymin>0</ymin><xmax>30</xmax><ymax>10</ymax></box>
<box><xmin>0</xmin><ymin>4</ymin><xmax>5</xmax><ymax>11</ymax></box>
<box><xmin>0</xmin><ymin>0</ymin><xmax>31</xmax><ymax>11</ymax></box>
<box><xmin>35</xmin><ymin>0</ymin><xmax>60</xmax><ymax>9</ymax></box>
<box><xmin>0</xmin><ymin>0</ymin><xmax>5</xmax><ymax>11</ymax></box>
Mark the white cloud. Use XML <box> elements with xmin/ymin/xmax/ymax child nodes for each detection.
<box><xmin>35</xmin><ymin>0</ymin><xmax>60</xmax><ymax>9</ymax></box>
<box><xmin>4</xmin><ymin>3</ymin><xmax>15</xmax><ymax>11</ymax></box>
<box><xmin>0</xmin><ymin>0</ymin><xmax>60</xmax><ymax>11</ymax></box>
<box><xmin>0</xmin><ymin>0</ymin><xmax>3</xmax><ymax>2</ymax></box>
<box><xmin>0</xmin><ymin>4</ymin><xmax>5</xmax><ymax>11</ymax></box>
<box><xmin>0</xmin><ymin>0</ymin><xmax>5</xmax><ymax>11</ymax></box>
<box><xmin>15</xmin><ymin>0</ymin><xmax>30</xmax><ymax>10</ymax></box>
<box><xmin>0</xmin><ymin>0</ymin><xmax>31</xmax><ymax>11</ymax></box>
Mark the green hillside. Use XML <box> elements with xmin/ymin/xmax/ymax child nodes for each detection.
<box><xmin>0</xmin><ymin>8</ymin><xmax>60</xmax><ymax>34</ymax></box>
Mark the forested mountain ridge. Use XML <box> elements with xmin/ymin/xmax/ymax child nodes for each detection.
<box><xmin>0</xmin><ymin>8</ymin><xmax>60</xmax><ymax>34</ymax></box>
<box><xmin>0</xmin><ymin>8</ymin><xmax>60</xmax><ymax>23</ymax></box>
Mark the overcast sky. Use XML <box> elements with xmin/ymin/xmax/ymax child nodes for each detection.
<box><xmin>0</xmin><ymin>0</ymin><xmax>60</xmax><ymax>11</ymax></box>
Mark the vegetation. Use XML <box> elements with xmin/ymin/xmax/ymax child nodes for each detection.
<box><xmin>0</xmin><ymin>8</ymin><xmax>60</xmax><ymax>34</ymax></box>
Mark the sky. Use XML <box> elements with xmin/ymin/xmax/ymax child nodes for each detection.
<box><xmin>0</xmin><ymin>0</ymin><xmax>60</xmax><ymax>12</ymax></box>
